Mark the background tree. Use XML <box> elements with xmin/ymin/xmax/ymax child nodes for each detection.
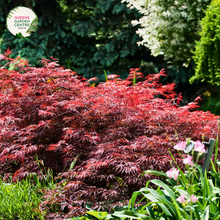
<box><xmin>190</xmin><ymin>0</ymin><xmax>220</xmax><ymax>86</ymax></box>
<box><xmin>189</xmin><ymin>0</ymin><xmax>220</xmax><ymax>115</ymax></box>
<box><xmin>0</xmin><ymin>0</ymin><xmax>149</xmax><ymax>80</ymax></box>
<box><xmin>122</xmin><ymin>0</ymin><xmax>211</xmax><ymax>65</ymax></box>
<box><xmin>121</xmin><ymin>0</ymin><xmax>219</xmax><ymax>111</ymax></box>
<box><xmin>0</xmin><ymin>0</ymin><xmax>69</xmax><ymax>66</ymax></box>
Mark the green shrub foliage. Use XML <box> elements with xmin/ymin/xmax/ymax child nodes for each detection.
<box><xmin>0</xmin><ymin>0</ymin><xmax>148</xmax><ymax>80</ymax></box>
<box><xmin>0</xmin><ymin>177</ymin><xmax>44</xmax><ymax>220</ymax></box>
<box><xmin>190</xmin><ymin>0</ymin><xmax>220</xmax><ymax>86</ymax></box>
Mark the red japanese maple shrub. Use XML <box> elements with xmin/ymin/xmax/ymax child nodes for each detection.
<box><xmin>0</xmin><ymin>50</ymin><xmax>219</xmax><ymax>219</ymax></box>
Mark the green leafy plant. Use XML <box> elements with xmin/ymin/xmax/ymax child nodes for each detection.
<box><xmin>64</xmin><ymin>203</ymin><xmax>131</xmax><ymax>220</ymax></box>
<box><xmin>104</xmin><ymin>70</ymin><xmax>108</xmax><ymax>82</ymax></box>
<box><xmin>66</xmin><ymin>137</ymin><xmax>220</xmax><ymax>219</ymax></box>
<box><xmin>0</xmin><ymin>175</ymin><xmax>45</xmax><ymax>220</ymax></box>
<box><xmin>190</xmin><ymin>0</ymin><xmax>220</xmax><ymax>86</ymax></box>
<box><xmin>33</xmin><ymin>155</ymin><xmax>56</xmax><ymax>190</ymax></box>
<box><xmin>1</xmin><ymin>0</ymin><xmax>147</xmax><ymax>79</ymax></box>
<box><xmin>69</xmin><ymin>154</ymin><xmax>81</xmax><ymax>171</ymax></box>
<box><xmin>110</xmin><ymin>138</ymin><xmax>220</xmax><ymax>219</ymax></box>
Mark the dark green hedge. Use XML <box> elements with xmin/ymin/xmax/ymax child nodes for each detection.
<box><xmin>0</xmin><ymin>0</ymin><xmax>149</xmax><ymax>80</ymax></box>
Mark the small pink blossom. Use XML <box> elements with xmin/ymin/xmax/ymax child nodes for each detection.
<box><xmin>0</xmin><ymin>54</ymin><xmax>5</xmax><ymax>60</ymax></box>
<box><xmin>176</xmin><ymin>195</ymin><xmax>186</xmax><ymax>204</ymax></box>
<box><xmin>188</xmin><ymin>194</ymin><xmax>198</xmax><ymax>203</ymax></box>
<box><xmin>166</xmin><ymin>168</ymin><xmax>179</xmax><ymax>181</ymax></box>
<box><xmin>183</xmin><ymin>155</ymin><xmax>194</xmax><ymax>166</ymax></box>
<box><xmin>194</xmin><ymin>140</ymin><xmax>205</xmax><ymax>154</ymax></box>
<box><xmin>174</xmin><ymin>141</ymin><xmax>186</xmax><ymax>151</ymax></box>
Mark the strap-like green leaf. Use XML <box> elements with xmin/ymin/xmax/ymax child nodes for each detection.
<box><xmin>112</xmin><ymin>210</ymin><xmax>153</xmax><ymax>220</ymax></box>
<box><xmin>141</xmin><ymin>170</ymin><xmax>168</xmax><ymax>178</ymax></box>
<box><xmin>201</xmin><ymin>205</ymin><xmax>210</xmax><ymax>220</ymax></box>
<box><xmin>150</xmin><ymin>179</ymin><xmax>176</xmax><ymax>200</ymax></box>
<box><xmin>86</xmin><ymin>211</ymin><xmax>108</xmax><ymax>220</ymax></box>
<box><xmin>140</xmin><ymin>189</ymin><xmax>176</xmax><ymax>218</ymax></box>
<box><xmin>69</xmin><ymin>153</ymin><xmax>81</xmax><ymax>170</ymax></box>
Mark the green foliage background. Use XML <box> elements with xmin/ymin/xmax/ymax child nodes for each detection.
<box><xmin>188</xmin><ymin>0</ymin><xmax>220</xmax><ymax>115</ymax></box>
<box><xmin>0</xmin><ymin>0</ymin><xmax>150</xmax><ymax>81</ymax></box>
<box><xmin>190</xmin><ymin>0</ymin><xmax>220</xmax><ymax>86</ymax></box>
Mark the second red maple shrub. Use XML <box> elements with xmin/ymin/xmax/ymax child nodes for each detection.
<box><xmin>0</xmin><ymin>51</ymin><xmax>219</xmax><ymax>218</ymax></box>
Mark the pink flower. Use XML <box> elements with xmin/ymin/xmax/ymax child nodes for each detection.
<box><xmin>174</xmin><ymin>141</ymin><xmax>186</xmax><ymax>151</ymax></box>
<box><xmin>0</xmin><ymin>54</ymin><xmax>5</xmax><ymax>60</ymax></box>
<box><xmin>166</xmin><ymin>168</ymin><xmax>179</xmax><ymax>181</ymax></box>
<box><xmin>183</xmin><ymin>155</ymin><xmax>194</xmax><ymax>166</ymax></box>
<box><xmin>188</xmin><ymin>194</ymin><xmax>198</xmax><ymax>203</ymax></box>
<box><xmin>176</xmin><ymin>195</ymin><xmax>186</xmax><ymax>204</ymax></box>
<box><xmin>194</xmin><ymin>140</ymin><xmax>205</xmax><ymax>154</ymax></box>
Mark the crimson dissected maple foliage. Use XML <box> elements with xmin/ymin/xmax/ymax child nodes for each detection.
<box><xmin>0</xmin><ymin>51</ymin><xmax>219</xmax><ymax>219</ymax></box>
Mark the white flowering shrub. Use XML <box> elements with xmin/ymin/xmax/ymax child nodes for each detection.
<box><xmin>122</xmin><ymin>0</ymin><xmax>211</xmax><ymax>64</ymax></box>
